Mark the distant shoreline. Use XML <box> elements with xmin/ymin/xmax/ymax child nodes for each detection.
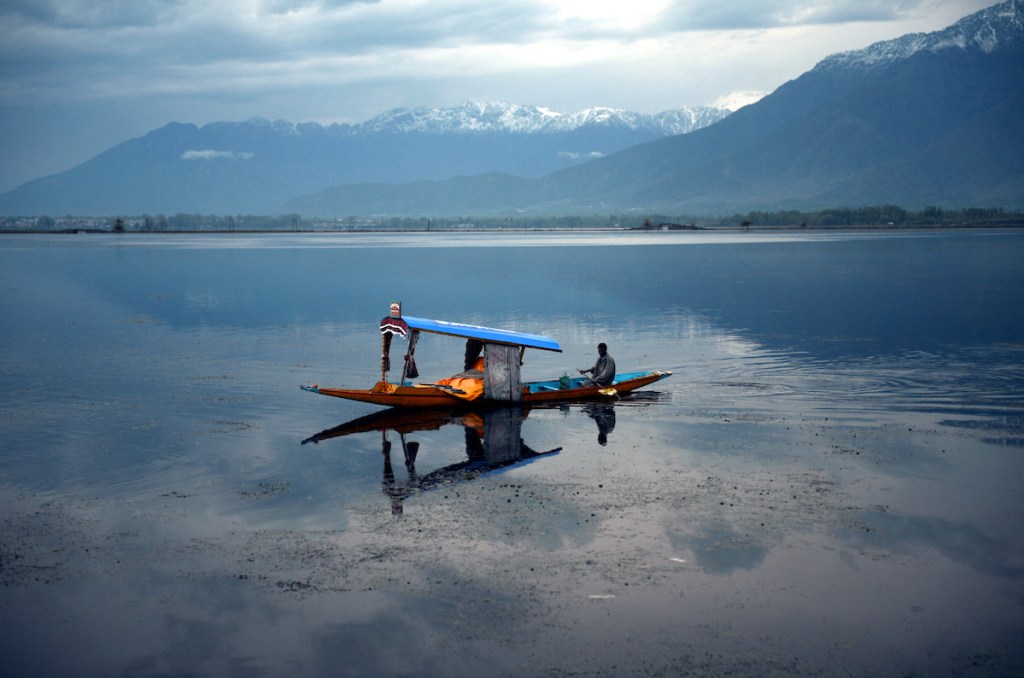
<box><xmin>4</xmin><ymin>205</ymin><xmax>1019</xmax><ymax>234</ymax></box>
<box><xmin>3</xmin><ymin>222</ymin><xmax>1023</xmax><ymax>235</ymax></box>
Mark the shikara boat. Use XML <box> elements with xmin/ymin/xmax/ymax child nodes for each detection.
<box><xmin>301</xmin><ymin>303</ymin><xmax>671</xmax><ymax>409</ymax></box>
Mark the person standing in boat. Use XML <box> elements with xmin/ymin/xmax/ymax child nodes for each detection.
<box><xmin>580</xmin><ymin>342</ymin><xmax>616</xmax><ymax>386</ymax></box>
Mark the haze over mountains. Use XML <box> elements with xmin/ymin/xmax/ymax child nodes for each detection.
<box><xmin>2</xmin><ymin>0</ymin><xmax>1022</xmax><ymax>218</ymax></box>
<box><xmin>0</xmin><ymin>102</ymin><xmax>729</xmax><ymax>216</ymax></box>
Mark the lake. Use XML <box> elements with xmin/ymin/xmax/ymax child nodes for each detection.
<box><xmin>2</xmin><ymin>229</ymin><xmax>1023</xmax><ymax>676</ymax></box>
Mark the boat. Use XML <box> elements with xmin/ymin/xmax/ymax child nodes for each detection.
<box><xmin>301</xmin><ymin>302</ymin><xmax>672</xmax><ymax>409</ymax></box>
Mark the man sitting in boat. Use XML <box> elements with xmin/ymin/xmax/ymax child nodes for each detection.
<box><xmin>579</xmin><ymin>342</ymin><xmax>616</xmax><ymax>386</ymax></box>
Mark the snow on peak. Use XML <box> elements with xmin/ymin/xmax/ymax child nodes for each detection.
<box><xmin>818</xmin><ymin>0</ymin><xmax>1023</xmax><ymax>71</ymax></box>
<box><xmin>356</xmin><ymin>101</ymin><xmax>729</xmax><ymax>135</ymax></box>
<box><xmin>219</xmin><ymin>102</ymin><xmax>732</xmax><ymax>139</ymax></box>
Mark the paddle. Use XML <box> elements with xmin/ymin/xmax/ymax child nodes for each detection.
<box><xmin>577</xmin><ymin>369</ymin><xmax>618</xmax><ymax>398</ymax></box>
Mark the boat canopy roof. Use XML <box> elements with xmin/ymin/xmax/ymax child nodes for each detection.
<box><xmin>403</xmin><ymin>315</ymin><xmax>562</xmax><ymax>352</ymax></box>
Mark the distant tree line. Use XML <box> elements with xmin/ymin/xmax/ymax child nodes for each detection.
<box><xmin>0</xmin><ymin>213</ymin><xmax>626</xmax><ymax>232</ymax></box>
<box><xmin>0</xmin><ymin>206</ymin><xmax>1018</xmax><ymax>233</ymax></box>
<box><xmin>707</xmin><ymin>205</ymin><xmax>1013</xmax><ymax>228</ymax></box>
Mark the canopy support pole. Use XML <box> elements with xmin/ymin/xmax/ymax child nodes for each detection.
<box><xmin>399</xmin><ymin>330</ymin><xmax>420</xmax><ymax>386</ymax></box>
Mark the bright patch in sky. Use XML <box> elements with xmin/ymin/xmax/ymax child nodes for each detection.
<box><xmin>552</xmin><ymin>0</ymin><xmax>667</xmax><ymax>29</ymax></box>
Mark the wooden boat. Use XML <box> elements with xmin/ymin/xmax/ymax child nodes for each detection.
<box><xmin>302</xmin><ymin>370</ymin><xmax>671</xmax><ymax>408</ymax></box>
<box><xmin>301</xmin><ymin>302</ymin><xmax>671</xmax><ymax>409</ymax></box>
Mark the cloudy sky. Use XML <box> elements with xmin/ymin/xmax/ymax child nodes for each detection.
<box><xmin>0</xmin><ymin>0</ymin><xmax>995</xmax><ymax>192</ymax></box>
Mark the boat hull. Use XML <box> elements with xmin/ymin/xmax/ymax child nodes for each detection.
<box><xmin>302</xmin><ymin>370</ymin><xmax>671</xmax><ymax>409</ymax></box>
<box><xmin>522</xmin><ymin>371</ymin><xmax>670</xmax><ymax>403</ymax></box>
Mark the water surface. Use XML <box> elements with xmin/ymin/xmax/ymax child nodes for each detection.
<box><xmin>2</xmin><ymin>229</ymin><xmax>1022</xmax><ymax>676</ymax></box>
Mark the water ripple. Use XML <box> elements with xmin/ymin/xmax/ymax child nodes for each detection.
<box><xmin>682</xmin><ymin>344</ymin><xmax>1024</xmax><ymax>432</ymax></box>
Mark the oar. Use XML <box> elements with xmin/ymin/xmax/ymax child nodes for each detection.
<box><xmin>578</xmin><ymin>370</ymin><xmax>618</xmax><ymax>398</ymax></box>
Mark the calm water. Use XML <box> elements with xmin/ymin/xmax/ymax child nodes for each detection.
<box><xmin>1</xmin><ymin>229</ymin><xmax>1023</xmax><ymax>676</ymax></box>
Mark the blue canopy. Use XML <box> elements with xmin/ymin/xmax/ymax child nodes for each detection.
<box><xmin>403</xmin><ymin>315</ymin><xmax>562</xmax><ymax>352</ymax></box>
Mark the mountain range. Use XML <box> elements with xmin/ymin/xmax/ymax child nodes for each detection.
<box><xmin>284</xmin><ymin>0</ymin><xmax>1024</xmax><ymax>216</ymax></box>
<box><xmin>0</xmin><ymin>102</ymin><xmax>729</xmax><ymax>216</ymax></box>
<box><xmin>2</xmin><ymin>0</ymin><xmax>1022</xmax><ymax>217</ymax></box>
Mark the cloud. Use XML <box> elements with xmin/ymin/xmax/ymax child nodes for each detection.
<box><xmin>660</xmin><ymin>0</ymin><xmax>961</xmax><ymax>31</ymax></box>
<box><xmin>0</xmin><ymin>0</ymin><xmax>994</xmax><ymax>106</ymax></box>
<box><xmin>0</xmin><ymin>0</ymin><xmax>179</xmax><ymax>29</ymax></box>
<box><xmin>557</xmin><ymin>151</ymin><xmax>605</xmax><ymax>160</ymax></box>
<box><xmin>712</xmin><ymin>90</ymin><xmax>768</xmax><ymax>111</ymax></box>
<box><xmin>0</xmin><ymin>0</ymin><xmax>999</xmax><ymax>191</ymax></box>
<box><xmin>0</xmin><ymin>1</ymin><xmax>556</xmax><ymax>103</ymax></box>
<box><xmin>181</xmin><ymin>150</ymin><xmax>254</xmax><ymax>160</ymax></box>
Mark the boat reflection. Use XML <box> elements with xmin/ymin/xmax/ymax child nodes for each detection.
<box><xmin>303</xmin><ymin>407</ymin><xmax>560</xmax><ymax>515</ymax></box>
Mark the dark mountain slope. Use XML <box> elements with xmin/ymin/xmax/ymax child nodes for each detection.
<box><xmin>627</xmin><ymin>48</ymin><xmax>1024</xmax><ymax>211</ymax></box>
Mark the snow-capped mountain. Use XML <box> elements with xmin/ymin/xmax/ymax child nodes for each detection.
<box><xmin>819</xmin><ymin>0</ymin><xmax>1023</xmax><ymax>71</ymax></box>
<box><xmin>8</xmin><ymin>0</ymin><xmax>1019</xmax><ymax>217</ymax></box>
<box><xmin>177</xmin><ymin>101</ymin><xmax>731</xmax><ymax>141</ymax></box>
<box><xmin>284</xmin><ymin>0</ymin><xmax>1024</xmax><ymax>216</ymax></box>
<box><xmin>355</xmin><ymin>101</ymin><xmax>728</xmax><ymax>136</ymax></box>
<box><xmin>0</xmin><ymin>100</ymin><xmax>731</xmax><ymax>215</ymax></box>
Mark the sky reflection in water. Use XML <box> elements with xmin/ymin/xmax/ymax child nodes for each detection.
<box><xmin>1</xmin><ymin>230</ymin><xmax>1022</xmax><ymax>676</ymax></box>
